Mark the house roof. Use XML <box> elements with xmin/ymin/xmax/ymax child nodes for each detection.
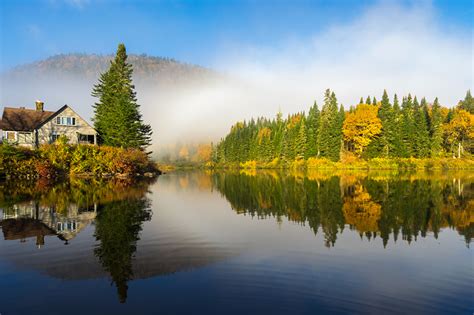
<box><xmin>0</xmin><ymin>107</ymin><xmax>56</xmax><ymax>132</ymax></box>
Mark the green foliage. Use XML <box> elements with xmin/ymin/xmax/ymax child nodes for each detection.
<box><xmin>458</xmin><ymin>90</ymin><xmax>474</xmax><ymax>114</ymax></box>
<box><xmin>413</xmin><ymin>97</ymin><xmax>431</xmax><ymax>158</ymax></box>
<box><xmin>305</xmin><ymin>101</ymin><xmax>320</xmax><ymax>158</ymax></box>
<box><xmin>92</xmin><ymin>43</ymin><xmax>152</xmax><ymax>150</ymax></box>
<box><xmin>430</xmin><ymin>97</ymin><xmax>444</xmax><ymax>157</ymax></box>
<box><xmin>212</xmin><ymin>89</ymin><xmax>473</xmax><ymax>167</ymax></box>
<box><xmin>318</xmin><ymin>89</ymin><xmax>342</xmax><ymax>161</ymax></box>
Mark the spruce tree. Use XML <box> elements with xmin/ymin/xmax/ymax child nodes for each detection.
<box><xmin>413</xmin><ymin>97</ymin><xmax>430</xmax><ymax>157</ymax></box>
<box><xmin>430</xmin><ymin>97</ymin><xmax>444</xmax><ymax>157</ymax></box>
<box><xmin>401</xmin><ymin>94</ymin><xmax>415</xmax><ymax>157</ymax></box>
<box><xmin>306</xmin><ymin>101</ymin><xmax>320</xmax><ymax>158</ymax></box>
<box><xmin>318</xmin><ymin>89</ymin><xmax>342</xmax><ymax>161</ymax></box>
<box><xmin>377</xmin><ymin>90</ymin><xmax>394</xmax><ymax>157</ymax></box>
<box><xmin>459</xmin><ymin>90</ymin><xmax>474</xmax><ymax>113</ymax></box>
<box><xmin>296</xmin><ymin>119</ymin><xmax>307</xmax><ymax>159</ymax></box>
<box><xmin>92</xmin><ymin>43</ymin><xmax>152</xmax><ymax>150</ymax></box>
<box><xmin>366</xmin><ymin>96</ymin><xmax>371</xmax><ymax>105</ymax></box>
<box><xmin>391</xmin><ymin>94</ymin><xmax>404</xmax><ymax>157</ymax></box>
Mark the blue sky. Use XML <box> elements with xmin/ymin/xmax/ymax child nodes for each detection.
<box><xmin>0</xmin><ymin>0</ymin><xmax>472</xmax><ymax>71</ymax></box>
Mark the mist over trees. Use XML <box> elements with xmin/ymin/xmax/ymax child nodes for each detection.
<box><xmin>214</xmin><ymin>89</ymin><xmax>474</xmax><ymax>165</ymax></box>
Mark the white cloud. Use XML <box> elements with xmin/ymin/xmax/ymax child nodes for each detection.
<box><xmin>211</xmin><ymin>1</ymin><xmax>472</xmax><ymax>108</ymax></box>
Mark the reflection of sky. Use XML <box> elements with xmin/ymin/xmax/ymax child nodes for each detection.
<box><xmin>0</xmin><ymin>173</ymin><xmax>472</xmax><ymax>314</ymax></box>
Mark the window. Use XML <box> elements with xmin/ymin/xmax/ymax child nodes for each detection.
<box><xmin>51</xmin><ymin>132</ymin><xmax>60</xmax><ymax>142</ymax></box>
<box><xmin>5</xmin><ymin>131</ymin><xmax>17</xmax><ymax>142</ymax></box>
<box><xmin>56</xmin><ymin>116</ymin><xmax>76</xmax><ymax>126</ymax></box>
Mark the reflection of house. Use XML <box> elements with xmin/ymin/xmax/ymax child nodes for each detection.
<box><xmin>0</xmin><ymin>218</ymin><xmax>56</xmax><ymax>248</ymax></box>
<box><xmin>0</xmin><ymin>100</ymin><xmax>97</xmax><ymax>148</ymax></box>
<box><xmin>0</xmin><ymin>201</ymin><xmax>97</xmax><ymax>247</ymax></box>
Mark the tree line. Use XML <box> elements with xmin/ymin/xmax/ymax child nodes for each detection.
<box><xmin>213</xmin><ymin>89</ymin><xmax>474</xmax><ymax>165</ymax></box>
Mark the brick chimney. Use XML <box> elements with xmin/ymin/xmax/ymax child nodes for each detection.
<box><xmin>35</xmin><ymin>100</ymin><xmax>44</xmax><ymax>111</ymax></box>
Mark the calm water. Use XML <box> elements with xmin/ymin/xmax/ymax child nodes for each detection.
<box><xmin>0</xmin><ymin>171</ymin><xmax>472</xmax><ymax>314</ymax></box>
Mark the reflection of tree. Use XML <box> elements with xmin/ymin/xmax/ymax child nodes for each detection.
<box><xmin>212</xmin><ymin>171</ymin><xmax>473</xmax><ymax>247</ymax></box>
<box><xmin>0</xmin><ymin>178</ymin><xmax>154</xmax><ymax>303</ymax></box>
<box><xmin>212</xmin><ymin>171</ymin><xmax>344</xmax><ymax>247</ymax></box>
<box><xmin>343</xmin><ymin>185</ymin><xmax>381</xmax><ymax>234</ymax></box>
<box><xmin>94</xmin><ymin>198</ymin><xmax>152</xmax><ymax>303</ymax></box>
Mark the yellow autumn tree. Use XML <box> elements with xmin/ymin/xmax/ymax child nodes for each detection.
<box><xmin>443</xmin><ymin>109</ymin><xmax>474</xmax><ymax>157</ymax></box>
<box><xmin>257</xmin><ymin>127</ymin><xmax>271</xmax><ymax>144</ymax></box>
<box><xmin>195</xmin><ymin>144</ymin><xmax>212</xmax><ymax>162</ymax></box>
<box><xmin>342</xmin><ymin>104</ymin><xmax>382</xmax><ymax>155</ymax></box>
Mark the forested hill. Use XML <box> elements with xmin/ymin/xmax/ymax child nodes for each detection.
<box><xmin>213</xmin><ymin>89</ymin><xmax>474</xmax><ymax>166</ymax></box>
<box><xmin>3</xmin><ymin>53</ymin><xmax>217</xmax><ymax>83</ymax></box>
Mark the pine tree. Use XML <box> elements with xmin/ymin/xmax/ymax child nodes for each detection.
<box><xmin>372</xmin><ymin>97</ymin><xmax>377</xmax><ymax>106</ymax></box>
<box><xmin>366</xmin><ymin>96</ymin><xmax>371</xmax><ymax>105</ymax></box>
<box><xmin>296</xmin><ymin>119</ymin><xmax>307</xmax><ymax>159</ymax></box>
<box><xmin>413</xmin><ymin>97</ymin><xmax>430</xmax><ymax>157</ymax></box>
<box><xmin>401</xmin><ymin>94</ymin><xmax>415</xmax><ymax>157</ymax></box>
<box><xmin>430</xmin><ymin>97</ymin><xmax>444</xmax><ymax>157</ymax></box>
<box><xmin>306</xmin><ymin>101</ymin><xmax>320</xmax><ymax>158</ymax></box>
<box><xmin>359</xmin><ymin>97</ymin><xmax>364</xmax><ymax>104</ymax></box>
<box><xmin>391</xmin><ymin>94</ymin><xmax>405</xmax><ymax>157</ymax></box>
<box><xmin>458</xmin><ymin>90</ymin><xmax>474</xmax><ymax>113</ymax></box>
<box><xmin>318</xmin><ymin>89</ymin><xmax>343</xmax><ymax>161</ymax></box>
<box><xmin>376</xmin><ymin>90</ymin><xmax>394</xmax><ymax>157</ymax></box>
<box><xmin>92</xmin><ymin>43</ymin><xmax>152</xmax><ymax>150</ymax></box>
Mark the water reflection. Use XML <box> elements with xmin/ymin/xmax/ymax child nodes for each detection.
<box><xmin>0</xmin><ymin>178</ymin><xmax>153</xmax><ymax>303</ymax></box>
<box><xmin>0</xmin><ymin>171</ymin><xmax>472</xmax><ymax>311</ymax></box>
<box><xmin>94</xmin><ymin>197</ymin><xmax>152</xmax><ymax>303</ymax></box>
<box><xmin>211</xmin><ymin>170</ymin><xmax>473</xmax><ymax>247</ymax></box>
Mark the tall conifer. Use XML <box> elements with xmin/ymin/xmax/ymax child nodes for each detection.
<box><xmin>92</xmin><ymin>43</ymin><xmax>152</xmax><ymax>150</ymax></box>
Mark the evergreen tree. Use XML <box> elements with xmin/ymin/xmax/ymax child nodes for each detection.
<box><xmin>296</xmin><ymin>119</ymin><xmax>307</xmax><ymax>159</ymax></box>
<box><xmin>458</xmin><ymin>90</ymin><xmax>474</xmax><ymax>113</ymax></box>
<box><xmin>359</xmin><ymin>97</ymin><xmax>364</xmax><ymax>104</ymax></box>
<box><xmin>318</xmin><ymin>89</ymin><xmax>343</xmax><ymax>161</ymax></box>
<box><xmin>366</xmin><ymin>96</ymin><xmax>371</xmax><ymax>105</ymax></box>
<box><xmin>430</xmin><ymin>97</ymin><xmax>444</xmax><ymax>157</ymax></box>
<box><xmin>377</xmin><ymin>90</ymin><xmax>394</xmax><ymax>157</ymax></box>
<box><xmin>401</xmin><ymin>94</ymin><xmax>415</xmax><ymax>157</ymax></box>
<box><xmin>372</xmin><ymin>97</ymin><xmax>377</xmax><ymax>106</ymax></box>
<box><xmin>391</xmin><ymin>94</ymin><xmax>405</xmax><ymax>157</ymax></box>
<box><xmin>413</xmin><ymin>97</ymin><xmax>430</xmax><ymax>157</ymax></box>
<box><xmin>92</xmin><ymin>43</ymin><xmax>152</xmax><ymax>150</ymax></box>
<box><xmin>306</xmin><ymin>101</ymin><xmax>320</xmax><ymax>158</ymax></box>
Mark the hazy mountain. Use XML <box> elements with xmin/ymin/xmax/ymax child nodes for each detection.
<box><xmin>3</xmin><ymin>53</ymin><xmax>218</xmax><ymax>84</ymax></box>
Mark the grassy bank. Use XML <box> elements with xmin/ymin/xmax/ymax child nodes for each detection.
<box><xmin>210</xmin><ymin>157</ymin><xmax>474</xmax><ymax>171</ymax></box>
<box><xmin>0</xmin><ymin>142</ymin><xmax>159</xmax><ymax>180</ymax></box>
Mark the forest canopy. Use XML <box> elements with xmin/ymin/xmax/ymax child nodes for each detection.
<box><xmin>212</xmin><ymin>89</ymin><xmax>474</xmax><ymax>167</ymax></box>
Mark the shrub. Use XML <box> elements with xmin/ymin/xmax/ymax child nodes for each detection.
<box><xmin>0</xmin><ymin>143</ymin><xmax>157</xmax><ymax>179</ymax></box>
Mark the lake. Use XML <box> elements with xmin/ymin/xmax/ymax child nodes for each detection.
<box><xmin>0</xmin><ymin>170</ymin><xmax>472</xmax><ymax>314</ymax></box>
